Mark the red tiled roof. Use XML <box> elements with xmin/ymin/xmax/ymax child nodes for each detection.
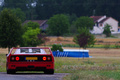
<box><xmin>90</xmin><ymin>16</ymin><xmax>103</xmax><ymax>22</ymax></box>
<box><xmin>24</xmin><ymin>20</ymin><xmax>47</xmax><ymax>26</ymax></box>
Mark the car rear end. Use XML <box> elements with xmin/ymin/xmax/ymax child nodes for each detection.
<box><xmin>6</xmin><ymin>47</ymin><xmax>54</xmax><ymax>74</ymax></box>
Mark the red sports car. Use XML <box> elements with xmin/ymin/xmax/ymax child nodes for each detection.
<box><xmin>6</xmin><ymin>47</ymin><xmax>54</xmax><ymax>74</ymax></box>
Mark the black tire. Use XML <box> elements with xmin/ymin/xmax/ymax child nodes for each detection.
<box><xmin>44</xmin><ymin>69</ymin><xmax>54</xmax><ymax>74</ymax></box>
<box><xmin>7</xmin><ymin>69</ymin><xmax>16</xmax><ymax>74</ymax></box>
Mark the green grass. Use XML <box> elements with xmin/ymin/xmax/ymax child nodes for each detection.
<box><xmin>55</xmin><ymin>57</ymin><xmax>120</xmax><ymax>80</ymax></box>
<box><xmin>1</xmin><ymin>54</ymin><xmax>120</xmax><ymax>80</ymax></box>
<box><xmin>98</xmin><ymin>71</ymin><xmax>120</xmax><ymax>80</ymax></box>
<box><xmin>0</xmin><ymin>54</ymin><xmax>6</xmax><ymax>72</ymax></box>
<box><xmin>64</xmin><ymin>70</ymin><xmax>120</xmax><ymax>80</ymax></box>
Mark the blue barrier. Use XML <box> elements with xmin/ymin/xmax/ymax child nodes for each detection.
<box><xmin>52</xmin><ymin>49</ymin><xmax>89</xmax><ymax>58</ymax></box>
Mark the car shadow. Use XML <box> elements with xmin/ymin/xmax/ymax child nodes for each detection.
<box><xmin>13</xmin><ymin>73</ymin><xmax>45</xmax><ymax>75</ymax></box>
<box><xmin>5</xmin><ymin>72</ymin><xmax>54</xmax><ymax>75</ymax></box>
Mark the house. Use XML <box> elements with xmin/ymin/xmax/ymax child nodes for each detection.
<box><xmin>0</xmin><ymin>0</ymin><xmax>4</xmax><ymax>6</ymax></box>
<box><xmin>90</xmin><ymin>15</ymin><xmax>119</xmax><ymax>34</ymax></box>
<box><xmin>24</xmin><ymin>20</ymin><xmax>48</xmax><ymax>31</ymax></box>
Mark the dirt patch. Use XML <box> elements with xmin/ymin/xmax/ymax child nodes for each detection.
<box><xmin>88</xmin><ymin>48</ymin><xmax>120</xmax><ymax>57</ymax></box>
<box><xmin>0</xmin><ymin>48</ymin><xmax>8</xmax><ymax>54</ymax></box>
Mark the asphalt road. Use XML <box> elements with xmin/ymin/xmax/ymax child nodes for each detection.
<box><xmin>0</xmin><ymin>72</ymin><xmax>69</xmax><ymax>80</ymax></box>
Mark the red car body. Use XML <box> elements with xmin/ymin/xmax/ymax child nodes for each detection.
<box><xmin>6</xmin><ymin>47</ymin><xmax>54</xmax><ymax>74</ymax></box>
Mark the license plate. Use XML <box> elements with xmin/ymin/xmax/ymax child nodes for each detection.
<box><xmin>26</xmin><ymin>57</ymin><xmax>38</xmax><ymax>60</ymax></box>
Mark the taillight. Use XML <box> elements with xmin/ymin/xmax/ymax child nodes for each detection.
<box><xmin>43</xmin><ymin>57</ymin><xmax>46</xmax><ymax>61</ymax></box>
<box><xmin>11</xmin><ymin>57</ymin><xmax>15</xmax><ymax>60</ymax></box>
<box><xmin>48</xmin><ymin>57</ymin><xmax>51</xmax><ymax>60</ymax></box>
<box><xmin>43</xmin><ymin>56</ymin><xmax>51</xmax><ymax>61</ymax></box>
<box><xmin>16</xmin><ymin>57</ymin><xmax>20</xmax><ymax>61</ymax></box>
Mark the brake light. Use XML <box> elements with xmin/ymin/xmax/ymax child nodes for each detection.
<box><xmin>43</xmin><ymin>57</ymin><xmax>46</xmax><ymax>61</ymax></box>
<box><xmin>16</xmin><ymin>57</ymin><xmax>20</xmax><ymax>61</ymax></box>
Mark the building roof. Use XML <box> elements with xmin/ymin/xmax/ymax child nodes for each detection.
<box><xmin>24</xmin><ymin>20</ymin><xmax>48</xmax><ymax>26</ymax></box>
<box><xmin>99</xmin><ymin>17</ymin><xmax>110</xmax><ymax>23</ymax></box>
<box><xmin>90</xmin><ymin>16</ymin><xmax>103</xmax><ymax>22</ymax></box>
<box><xmin>90</xmin><ymin>16</ymin><xmax>118</xmax><ymax>23</ymax></box>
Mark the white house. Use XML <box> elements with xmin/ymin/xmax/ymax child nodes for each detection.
<box><xmin>0</xmin><ymin>0</ymin><xmax>4</xmax><ymax>6</ymax></box>
<box><xmin>90</xmin><ymin>15</ymin><xmax>119</xmax><ymax>34</ymax></box>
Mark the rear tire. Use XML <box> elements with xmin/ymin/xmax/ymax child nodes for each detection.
<box><xmin>7</xmin><ymin>69</ymin><xmax>16</xmax><ymax>74</ymax></box>
<box><xmin>44</xmin><ymin>69</ymin><xmax>54</xmax><ymax>74</ymax></box>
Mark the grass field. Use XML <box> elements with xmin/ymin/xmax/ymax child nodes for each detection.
<box><xmin>0</xmin><ymin>54</ymin><xmax>6</xmax><ymax>72</ymax></box>
<box><xmin>56</xmin><ymin>57</ymin><xmax>120</xmax><ymax>80</ymax></box>
<box><xmin>0</xmin><ymin>48</ymin><xmax>120</xmax><ymax>80</ymax></box>
<box><xmin>43</xmin><ymin>37</ymin><xmax>120</xmax><ymax>49</ymax></box>
<box><xmin>44</xmin><ymin>37</ymin><xmax>120</xmax><ymax>46</ymax></box>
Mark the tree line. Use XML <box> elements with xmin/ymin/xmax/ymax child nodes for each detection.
<box><xmin>3</xmin><ymin>0</ymin><xmax>120</xmax><ymax>23</ymax></box>
<box><xmin>1</xmin><ymin>0</ymin><xmax>115</xmax><ymax>51</ymax></box>
<box><xmin>0</xmin><ymin>8</ymin><xmax>96</xmax><ymax>52</ymax></box>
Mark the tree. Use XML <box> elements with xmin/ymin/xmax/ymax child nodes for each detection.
<box><xmin>0</xmin><ymin>8</ymin><xmax>22</xmax><ymax>52</ymax></box>
<box><xmin>75</xmin><ymin>16</ymin><xmax>94</xmax><ymax>30</ymax></box>
<box><xmin>73</xmin><ymin>27</ymin><xmax>96</xmax><ymax>49</ymax></box>
<box><xmin>66</xmin><ymin>14</ymin><xmax>77</xmax><ymax>24</ymax></box>
<box><xmin>4</xmin><ymin>0</ymin><xmax>120</xmax><ymax>23</ymax></box>
<box><xmin>47</xmin><ymin>14</ymin><xmax>70</xmax><ymax>36</ymax></box>
<box><xmin>12</xmin><ymin>8</ymin><xmax>26</xmax><ymax>22</ymax></box>
<box><xmin>51</xmin><ymin>44</ymin><xmax>63</xmax><ymax>52</ymax></box>
<box><xmin>4</xmin><ymin>0</ymin><xmax>28</xmax><ymax>15</ymax></box>
<box><xmin>22</xmin><ymin>27</ymin><xmax>43</xmax><ymax>47</ymax></box>
<box><xmin>23</xmin><ymin>21</ymin><xmax>40</xmax><ymax>30</ymax></box>
<box><xmin>103</xmin><ymin>24</ymin><xmax>112</xmax><ymax>37</ymax></box>
<box><xmin>4</xmin><ymin>0</ymin><xmax>38</xmax><ymax>20</ymax></box>
<box><xmin>21</xmin><ymin>21</ymin><xmax>44</xmax><ymax>47</ymax></box>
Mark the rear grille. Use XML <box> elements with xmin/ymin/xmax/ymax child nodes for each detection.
<box><xmin>28</xmin><ymin>66</ymin><xmax>34</xmax><ymax>68</ymax></box>
<box><xmin>16</xmin><ymin>67</ymin><xmax>46</xmax><ymax>71</ymax></box>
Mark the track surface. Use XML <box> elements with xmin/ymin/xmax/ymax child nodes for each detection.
<box><xmin>0</xmin><ymin>72</ymin><xmax>68</xmax><ymax>80</ymax></box>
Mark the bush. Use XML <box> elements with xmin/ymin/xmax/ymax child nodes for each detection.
<box><xmin>73</xmin><ymin>27</ymin><xmax>96</xmax><ymax>49</ymax></box>
<box><xmin>51</xmin><ymin>44</ymin><xmax>63</xmax><ymax>52</ymax></box>
<box><xmin>115</xmin><ymin>43</ymin><xmax>120</xmax><ymax>49</ymax></box>
<box><xmin>104</xmin><ymin>43</ymin><xmax>110</xmax><ymax>49</ymax></box>
<box><xmin>103</xmin><ymin>24</ymin><xmax>111</xmax><ymax>37</ymax></box>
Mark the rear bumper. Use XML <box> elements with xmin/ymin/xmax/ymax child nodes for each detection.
<box><xmin>7</xmin><ymin>62</ymin><xmax>54</xmax><ymax>71</ymax></box>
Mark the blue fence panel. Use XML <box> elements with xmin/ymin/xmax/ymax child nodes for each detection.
<box><xmin>52</xmin><ymin>49</ymin><xmax>89</xmax><ymax>58</ymax></box>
